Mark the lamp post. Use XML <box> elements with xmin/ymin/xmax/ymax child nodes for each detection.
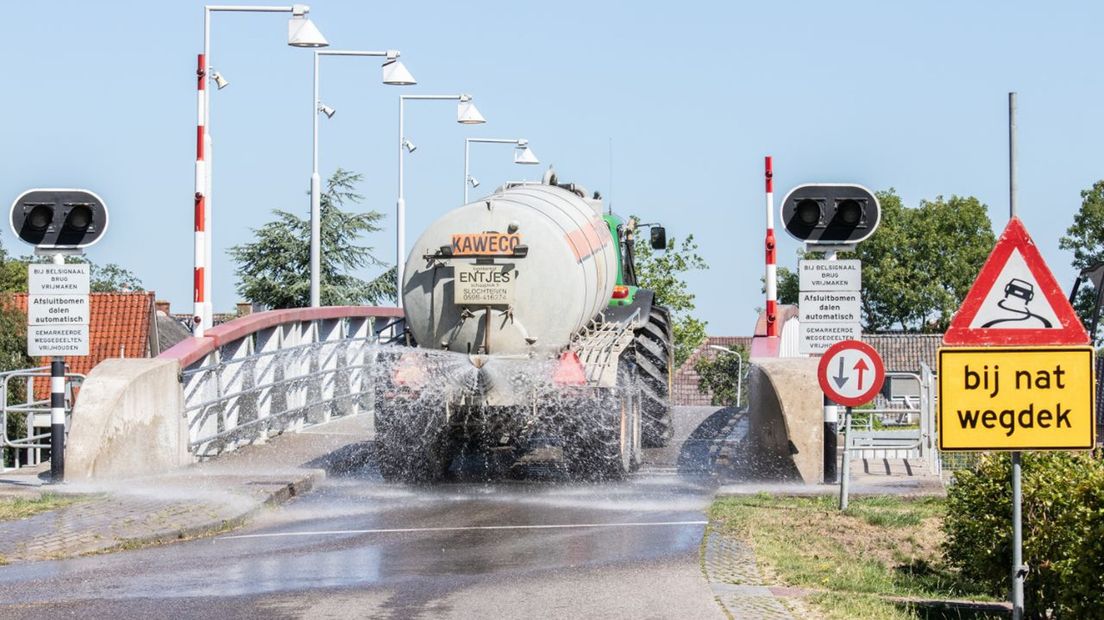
<box><xmin>396</xmin><ymin>94</ymin><xmax>486</xmax><ymax>307</ymax></box>
<box><xmin>707</xmin><ymin>345</ymin><xmax>745</xmax><ymax>407</ymax></box>
<box><xmin>193</xmin><ymin>4</ymin><xmax>328</xmax><ymax>336</ymax></box>
<box><xmin>463</xmin><ymin>138</ymin><xmax>540</xmax><ymax>203</ymax></box>
<box><xmin>310</xmin><ymin>50</ymin><xmax>415</xmax><ymax>308</ymax></box>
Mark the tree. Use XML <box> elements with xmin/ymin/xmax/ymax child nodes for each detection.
<box><xmin>776</xmin><ymin>190</ymin><xmax>995</xmax><ymax>332</ymax></box>
<box><xmin>1059</xmin><ymin>180</ymin><xmax>1104</xmax><ymax>344</ymax></box>
<box><xmin>633</xmin><ymin>227</ymin><xmax>708</xmax><ymax>366</ymax></box>
<box><xmin>230</xmin><ymin>169</ymin><xmax>395</xmax><ymax>309</ymax></box>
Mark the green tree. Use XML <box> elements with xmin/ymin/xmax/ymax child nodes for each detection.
<box><xmin>776</xmin><ymin>190</ymin><xmax>994</xmax><ymax>332</ymax></box>
<box><xmin>633</xmin><ymin>227</ymin><xmax>708</xmax><ymax>366</ymax></box>
<box><xmin>1059</xmin><ymin>180</ymin><xmax>1104</xmax><ymax>343</ymax></box>
<box><xmin>230</xmin><ymin>168</ymin><xmax>394</xmax><ymax>309</ymax></box>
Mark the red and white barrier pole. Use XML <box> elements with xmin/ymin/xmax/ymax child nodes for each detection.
<box><xmin>764</xmin><ymin>155</ymin><xmax>777</xmax><ymax>337</ymax></box>
<box><xmin>193</xmin><ymin>53</ymin><xmax>207</xmax><ymax>337</ymax></box>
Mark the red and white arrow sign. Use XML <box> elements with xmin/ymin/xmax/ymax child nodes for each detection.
<box><xmin>818</xmin><ymin>340</ymin><xmax>886</xmax><ymax>407</ymax></box>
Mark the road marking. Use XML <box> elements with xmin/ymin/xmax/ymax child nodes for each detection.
<box><xmin>218</xmin><ymin>520</ymin><xmax>709</xmax><ymax>540</ymax></box>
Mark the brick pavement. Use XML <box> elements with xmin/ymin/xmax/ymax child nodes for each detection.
<box><xmin>0</xmin><ymin>414</ymin><xmax>373</xmax><ymax>564</ymax></box>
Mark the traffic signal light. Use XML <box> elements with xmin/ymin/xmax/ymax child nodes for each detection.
<box><xmin>780</xmin><ymin>184</ymin><xmax>879</xmax><ymax>245</ymax></box>
<box><xmin>9</xmin><ymin>189</ymin><xmax>108</xmax><ymax>249</ymax></box>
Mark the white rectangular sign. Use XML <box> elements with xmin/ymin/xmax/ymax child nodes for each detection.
<box><xmin>799</xmin><ymin>291</ymin><xmax>862</xmax><ymax>323</ymax></box>
<box><xmin>28</xmin><ymin>264</ymin><xmax>90</xmax><ymax>296</ymax></box>
<box><xmin>27</xmin><ymin>295</ymin><xmax>90</xmax><ymax>326</ymax></box>
<box><xmin>799</xmin><ymin>260</ymin><xmax>861</xmax><ymax>291</ymax></box>
<box><xmin>799</xmin><ymin>322</ymin><xmax>862</xmax><ymax>355</ymax></box>
<box><xmin>453</xmin><ymin>263</ymin><xmax>516</xmax><ymax>305</ymax></box>
<box><xmin>27</xmin><ymin>325</ymin><xmax>89</xmax><ymax>357</ymax></box>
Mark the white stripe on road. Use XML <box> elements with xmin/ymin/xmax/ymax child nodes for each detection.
<box><xmin>218</xmin><ymin>520</ymin><xmax>709</xmax><ymax>540</ymax></box>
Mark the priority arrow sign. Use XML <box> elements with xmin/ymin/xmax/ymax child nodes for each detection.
<box><xmin>818</xmin><ymin>340</ymin><xmax>885</xmax><ymax>407</ymax></box>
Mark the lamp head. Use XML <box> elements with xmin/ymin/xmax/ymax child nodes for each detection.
<box><xmin>211</xmin><ymin>71</ymin><xmax>229</xmax><ymax>90</ymax></box>
<box><xmin>402</xmin><ymin>138</ymin><xmax>417</xmax><ymax>153</ymax></box>
<box><xmin>467</xmin><ymin>176</ymin><xmax>480</xmax><ymax>188</ymax></box>
<box><xmin>381</xmin><ymin>52</ymin><xmax>416</xmax><ymax>86</ymax></box>
<box><xmin>456</xmin><ymin>95</ymin><xmax>486</xmax><ymax>124</ymax></box>
<box><xmin>318</xmin><ymin>103</ymin><xmax>336</xmax><ymax>119</ymax></box>
<box><xmin>288</xmin><ymin>5</ymin><xmax>328</xmax><ymax>48</ymax></box>
<box><xmin>514</xmin><ymin>143</ymin><xmax>539</xmax><ymax>165</ymax></box>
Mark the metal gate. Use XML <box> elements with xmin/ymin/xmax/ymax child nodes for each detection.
<box><xmin>844</xmin><ymin>363</ymin><xmax>939</xmax><ymax>476</ymax></box>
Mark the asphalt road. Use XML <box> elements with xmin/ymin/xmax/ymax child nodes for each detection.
<box><xmin>0</xmin><ymin>407</ymin><xmax>732</xmax><ymax>620</ymax></box>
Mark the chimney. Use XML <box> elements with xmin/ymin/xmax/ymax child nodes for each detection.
<box><xmin>236</xmin><ymin>302</ymin><xmax>254</xmax><ymax>317</ymax></box>
<box><xmin>155</xmin><ymin>300</ymin><xmax>171</xmax><ymax>315</ymax></box>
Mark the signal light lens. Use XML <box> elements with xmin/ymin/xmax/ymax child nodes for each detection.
<box><xmin>64</xmin><ymin>205</ymin><xmax>93</xmax><ymax>231</ymax></box>
<box><xmin>552</xmin><ymin>350</ymin><xmax>587</xmax><ymax>386</ymax></box>
<box><xmin>26</xmin><ymin>205</ymin><xmax>52</xmax><ymax>231</ymax></box>
<box><xmin>612</xmin><ymin>285</ymin><xmax>630</xmax><ymax>299</ymax></box>
<box><xmin>796</xmin><ymin>199</ymin><xmax>821</xmax><ymax>226</ymax></box>
<box><xmin>837</xmin><ymin>199</ymin><xmax>862</xmax><ymax>226</ymax></box>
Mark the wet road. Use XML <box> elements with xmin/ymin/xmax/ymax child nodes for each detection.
<box><xmin>0</xmin><ymin>407</ymin><xmax>732</xmax><ymax>619</ymax></box>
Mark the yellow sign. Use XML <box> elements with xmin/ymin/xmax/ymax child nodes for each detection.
<box><xmin>938</xmin><ymin>347</ymin><xmax>1096</xmax><ymax>451</ymax></box>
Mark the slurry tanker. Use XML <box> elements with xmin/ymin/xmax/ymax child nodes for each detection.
<box><xmin>375</xmin><ymin>170</ymin><xmax>672</xmax><ymax>481</ymax></box>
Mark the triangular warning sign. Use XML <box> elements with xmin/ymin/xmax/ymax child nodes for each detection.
<box><xmin>943</xmin><ymin>217</ymin><xmax>1088</xmax><ymax>346</ymax></box>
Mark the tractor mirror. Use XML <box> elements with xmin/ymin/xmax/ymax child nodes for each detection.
<box><xmin>650</xmin><ymin>226</ymin><xmax>667</xmax><ymax>250</ymax></box>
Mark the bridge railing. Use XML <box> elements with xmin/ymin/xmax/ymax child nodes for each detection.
<box><xmin>158</xmin><ymin>306</ymin><xmax>403</xmax><ymax>458</ymax></box>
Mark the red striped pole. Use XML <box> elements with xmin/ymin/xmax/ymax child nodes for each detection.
<box><xmin>193</xmin><ymin>53</ymin><xmax>207</xmax><ymax>337</ymax></box>
<box><xmin>765</xmin><ymin>156</ymin><xmax>778</xmax><ymax>337</ymax></box>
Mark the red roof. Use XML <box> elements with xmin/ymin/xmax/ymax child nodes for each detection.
<box><xmin>9</xmin><ymin>292</ymin><xmax>154</xmax><ymax>397</ymax></box>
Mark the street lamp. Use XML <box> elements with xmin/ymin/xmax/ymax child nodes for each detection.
<box><xmin>193</xmin><ymin>4</ymin><xmax>328</xmax><ymax>336</ymax></box>
<box><xmin>310</xmin><ymin>50</ymin><xmax>415</xmax><ymax>308</ymax></box>
<box><xmin>707</xmin><ymin>345</ymin><xmax>745</xmax><ymax>407</ymax></box>
<box><xmin>463</xmin><ymin>138</ymin><xmax>540</xmax><ymax>203</ymax></box>
<box><xmin>396</xmin><ymin>94</ymin><xmax>486</xmax><ymax>307</ymax></box>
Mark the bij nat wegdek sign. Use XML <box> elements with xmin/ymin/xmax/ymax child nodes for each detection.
<box><xmin>938</xmin><ymin>217</ymin><xmax>1095</xmax><ymax>451</ymax></box>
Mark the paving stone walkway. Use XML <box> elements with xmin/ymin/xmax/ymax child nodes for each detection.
<box><xmin>0</xmin><ymin>415</ymin><xmax>372</xmax><ymax>563</ymax></box>
<box><xmin>702</xmin><ymin>527</ymin><xmax>798</xmax><ymax>619</ymax></box>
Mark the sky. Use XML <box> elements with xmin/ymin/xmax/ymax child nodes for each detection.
<box><xmin>2</xmin><ymin>1</ymin><xmax>1103</xmax><ymax>336</ymax></box>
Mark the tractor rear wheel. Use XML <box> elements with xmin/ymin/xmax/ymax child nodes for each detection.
<box><xmin>635</xmin><ymin>308</ymin><xmax>673</xmax><ymax>447</ymax></box>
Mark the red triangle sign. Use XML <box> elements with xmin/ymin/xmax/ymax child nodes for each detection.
<box><xmin>943</xmin><ymin>217</ymin><xmax>1088</xmax><ymax>346</ymax></box>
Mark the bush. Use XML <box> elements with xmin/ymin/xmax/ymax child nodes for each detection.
<box><xmin>942</xmin><ymin>451</ymin><xmax>1104</xmax><ymax>618</ymax></box>
<box><xmin>694</xmin><ymin>345</ymin><xmax>749</xmax><ymax>407</ymax></box>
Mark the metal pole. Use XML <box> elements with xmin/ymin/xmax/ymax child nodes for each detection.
<box><xmin>1012</xmin><ymin>451</ymin><xmax>1024</xmax><ymax>620</ymax></box>
<box><xmin>193</xmin><ymin>51</ymin><xmax>208</xmax><ymax>337</ymax></box>
<box><xmin>764</xmin><ymin>156</ymin><xmax>777</xmax><ymax>337</ymax></box>
<box><xmin>464</xmin><ymin>138</ymin><xmax>471</xmax><ymax>204</ymax></box>
<box><xmin>49</xmin><ymin>253</ymin><xmax>66</xmax><ymax>483</ymax></box>
<box><xmin>839</xmin><ymin>406</ymin><xmax>851</xmax><ymax>510</ymax></box>
<box><xmin>203</xmin><ymin>7</ymin><xmax>213</xmax><ymax>332</ymax></box>
<box><xmin>1009</xmin><ymin>90</ymin><xmax>1025</xmax><ymax>620</ymax></box>
<box><xmin>824</xmin><ymin>248</ymin><xmax>840</xmax><ymax>483</ymax></box>
<box><xmin>1009</xmin><ymin>92</ymin><xmax>1018</xmax><ymax>220</ymax></box>
<box><xmin>396</xmin><ymin>97</ymin><xmax>405</xmax><ymax>308</ymax></box>
<box><xmin>310</xmin><ymin>51</ymin><xmax>322</xmax><ymax>307</ymax></box>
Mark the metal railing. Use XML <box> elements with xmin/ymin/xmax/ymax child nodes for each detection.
<box><xmin>1</xmin><ymin>367</ymin><xmax>84</xmax><ymax>470</ymax></box>
<box><xmin>159</xmin><ymin>306</ymin><xmax>404</xmax><ymax>459</ymax></box>
<box><xmin>843</xmin><ymin>365</ymin><xmax>940</xmax><ymax>476</ymax></box>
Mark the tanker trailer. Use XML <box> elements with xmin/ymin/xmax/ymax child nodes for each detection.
<box><xmin>374</xmin><ymin>171</ymin><xmax>673</xmax><ymax>481</ymax></box>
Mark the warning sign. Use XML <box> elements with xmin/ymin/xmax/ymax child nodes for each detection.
<box><xmin>938</xmin><ymin>347</ymin><xmax>1095</xmax><ymax>451</ymax></box>
<box><xmin>943</xmin><ymin>217</ymin><xmax>1088</xmax><ymax>346</ymax></box>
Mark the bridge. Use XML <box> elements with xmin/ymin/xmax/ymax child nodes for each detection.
<box><xmin>0</xmin><ymin>305</ymin><xmax>946</xmax><ymax>618</ymax></box>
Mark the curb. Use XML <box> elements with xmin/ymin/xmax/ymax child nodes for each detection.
<box><xmin>85</xmin><ymin>468</ymin><xmax>327</xmax><ymax>558</ymax></box>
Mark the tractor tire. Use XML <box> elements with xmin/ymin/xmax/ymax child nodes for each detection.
<box><xmin>564</xmin><ymin>388</ymin><xmax>640</xmax><ymax>480</ymax></box>
<box><xmin>374</xmin><ymin>396</ymin><xmax>452</xmax><ymax>483</ymax></box>
<box><xmin>635</xmin><ymin>308</ymin><xmax>674</xmax><ymax>447</ymax></box>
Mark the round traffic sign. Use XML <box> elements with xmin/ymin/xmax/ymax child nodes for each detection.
<box><xmin>817</xmin><ymin>339</ymin><xmax>886</xmax><ymax>407</ymax></box>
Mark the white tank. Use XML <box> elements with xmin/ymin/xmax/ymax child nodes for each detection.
<box><xmin>402</xmin><ymin>181</ymin><xmax>618</xmax><ymax>356</ymax></box>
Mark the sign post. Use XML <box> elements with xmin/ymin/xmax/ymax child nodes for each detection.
<box><xmin>9</xmin><ymin>188</ymin><xmax>107</xmax><ymax>483</ymax></box>
<box><xmin>817</xmin><ymin>339</ymin><xmax>886</xmax><ymax>510</ymax></box>
<box><xmin>939</xmin><ymin>209</ymin><xmax>1093</xmax><ymax>620</ymax></box>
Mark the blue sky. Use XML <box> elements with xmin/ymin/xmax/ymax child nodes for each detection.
<box><xmin>2</xmin><ymin>1</ymin><xmax>1102</xmax><ymax>335</ymax></box>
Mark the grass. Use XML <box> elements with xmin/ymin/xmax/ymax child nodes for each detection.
<box><xmin>709</xmin><ymin>494</ymin><xmax>1006</xmax><ymax>620</ymax></box>
<box><xmin>0</xmin><ymin>493</ymin><xmax>81</xmax><ymax>521</ymax></box>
